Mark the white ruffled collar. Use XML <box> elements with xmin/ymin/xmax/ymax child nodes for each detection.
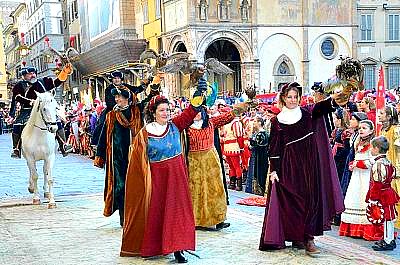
<box><xmin>190</xmin><ymin>119</ymin><xmax>203</xmax><ymax>130</ymax></box>
<box><xmin>146</xmin><ymin>121</ymin><xmax>168</xmax><ymax>136</ymax></box>
<box><xmin>277</xmin><ymin>106</ymin><xmax>302</xmax><ymax>125</ymax></box>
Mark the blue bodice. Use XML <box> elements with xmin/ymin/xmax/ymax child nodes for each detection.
<box><xmin>147</xmin><ymin>123</ymin><xmax>182</xmax><ymax>162</ymax></box>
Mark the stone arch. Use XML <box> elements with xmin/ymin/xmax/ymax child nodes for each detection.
<box><xmin>308</xmin><ymin>32</ymin><xmax>352</xmax><ymax>87</ymax></box>
<box><xmin>260</xmin><ymin>33</ymin><xmax>302</xmax><ymax>54</ymax></box>
<box><xmin>197</xmin><ymin>29</ymin><xmax>253</xmax><ymax>62</ymax></box>
<box><xmin>205</xmin><ymin>39</ymin><xmax>242</xmax><ymax>95</ymax></box>
<box><xmin>167</xmin><ymin>34</ymin><xmax>188</xmax><ymax>54</ymax></box>
<box><xmin>258</xmin><ymin>33</ymin><xmax>302</xmax><ymax>92</ymax></box>
<box><xmin>174</xmin><ymin>42</ymin><xmax>187</xmax><ymax>52</ymax></box>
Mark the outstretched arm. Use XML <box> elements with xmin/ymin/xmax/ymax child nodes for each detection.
<box><xmin>210</xmin><ymin>111</ymin><xmax>235</xmax><ymax>129</ymax></box>
<box><xmin>172</xmin><ymin>105</ymin><xmax>199</xmax><ymax>132</ymax></box>
<box><xmin>125</xmin><ymin>83</ymin><xmax>147</xmax><ymax>95</ymax></box>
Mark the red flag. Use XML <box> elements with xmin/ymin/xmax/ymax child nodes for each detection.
<box><xmin>376</xmin><ymin>65</ymin><xmax>385</xmax><ymax>135</ymax></box>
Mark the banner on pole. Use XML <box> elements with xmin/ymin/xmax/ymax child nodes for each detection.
<box><xmin>376</xmin><ymin>65</ymin><xmax>385</xmax><ymax>135</ymax></box>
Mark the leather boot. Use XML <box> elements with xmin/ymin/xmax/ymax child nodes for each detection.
<box><xmin>305</xmin><ymin>239</ymin><xmax>320</xmax><ymax>255</ymax></box>
<box><xmin>372</xmin><ymin>240</ymin><xmax>394</xmax><ymax>251</ymax></box>
<box><xmin>236</xmin><ymin>178</ymin><xmax>243</xmax><ymax>191</ymax></box>
<box><xmin>56</xmin><ymin>129</ymin><xmax>73</xmax><ymax>157</ymax></box>
<box><xmin>173</xmin><ymin>251</ymin><xmax>188</xmax><ymax>263</ymax></box>
<box><xmin>11</xmin><ymin>133</ymin><xmax>21</xmax><ymax>158</ymax></box>
<box><xmin>216</xmin><ymin>222</ymin><xmax>230</xmax><ymax>230</ymax></box>
<box><xmin>228</xmin><ymin>177</ymin><xmax>236</xmax><ymax>190</ymax></box>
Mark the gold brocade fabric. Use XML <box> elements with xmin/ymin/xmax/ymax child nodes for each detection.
<box><xmin>381</xmin><ymin>126</ymin><xmax>400</xmax><ymax>228</ymax></box>
<box><xmin>188</xmin><ymin>148</ymin><xmax>227</xmax><ymax>227</ymax></box>
<box><xmin>103</xmin><ymin>106</ymin><xmax>143</xmax><ymax>217</ymax></box>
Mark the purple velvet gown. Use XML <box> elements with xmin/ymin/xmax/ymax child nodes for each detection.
<box><xmin>259</xmin><ymin>99</ymin><xmax>344</xmax><ymax>249</ymax></box>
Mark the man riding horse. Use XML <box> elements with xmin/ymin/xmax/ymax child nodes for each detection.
<box><xmin>8</xmin><ymin>64</ymin><xmax>73</xmax><ymax>158</ymax></box>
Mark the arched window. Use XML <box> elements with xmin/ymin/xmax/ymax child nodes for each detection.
<box><xmin>278</xmin><ymin>62</ymin><xmax>290</xmax><ymax>75</ymax></box>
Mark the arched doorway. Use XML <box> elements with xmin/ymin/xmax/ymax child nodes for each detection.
<box><xmin>173</xmin><ymin>42</ymin><xmax>188</xmax><ymax>97</ymax></box>
<box><xmin>175</xmin><ymin>42</ymin><xmax>187</xmax><ymax>52</ymax></box>
<box><xmin>205</xmin><ymin>40</ymin><xmax>241</xmax><ymax>97</ymax></box>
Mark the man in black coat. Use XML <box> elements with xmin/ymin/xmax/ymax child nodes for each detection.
<box><xmin>9</xmin><ymin>65</ymin><xmax>72</xmax><ymax>158</ymax></box>
<box><xmin>91</xmin><ymin>71</ymin><xmax>151</xmax><ymax>147</ymax></box>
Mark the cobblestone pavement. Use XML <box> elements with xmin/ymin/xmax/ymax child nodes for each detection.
<box><xmin>0</xmin><ymin>133</ymin><xmax>399</xmax><ymax>265</ymax></box>
<box><xmin>0</xmin><ymin>134</ymin><xmax>104</xmax><ymax>200</ymax></box>
<box><xmin>1</xmin><ymin>194</ymin><xmax>399</xmax><ymax>265</ymax></box>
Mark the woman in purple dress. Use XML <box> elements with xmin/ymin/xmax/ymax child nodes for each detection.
<box><xmin>259</xmin><ymin>82</ymin><xmax>344</xmax><ymax>255</ymax></box>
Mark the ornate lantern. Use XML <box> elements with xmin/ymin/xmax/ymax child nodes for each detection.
<box><xmin>17</xmin><ymin>33</ymin><xmax>31</xmax><ymax>57</ymax></box>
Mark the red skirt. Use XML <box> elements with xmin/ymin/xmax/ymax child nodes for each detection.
<box><xmin>339</xmin><ymin>222</ymin><xmax>383</xmax><ymax>241</ymax></box>
<box><xmin>140</xmin><ymin>154</ymin><xmax>195</xmax><ymax>256</ymax></box>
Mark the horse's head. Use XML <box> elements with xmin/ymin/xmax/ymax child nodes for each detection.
<box><xmin>35</xmin><ymin>91</ymin><xmax>59</xmax><ymax>133</ymax></box>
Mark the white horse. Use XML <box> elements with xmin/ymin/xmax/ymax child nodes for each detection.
<box><xmin>21</xmin><ymin>92</ymin><xmax>59</xmax><ymax>208</ymax></box>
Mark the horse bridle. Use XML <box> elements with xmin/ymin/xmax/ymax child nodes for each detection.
<box><xmin>34</xmin><ymin>100</ymin><xmax>57</xmax><ymax>132</ymax></box>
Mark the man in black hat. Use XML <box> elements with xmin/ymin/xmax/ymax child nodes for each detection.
<box><xmin>91</xmin><ymin>70</ymin><xmax>152</xmax><ymax>147</ymax></box>
<box><xmin>311</xmin><ymin>82</ymin><xmax>336</xmax><ymax>136</ymax></box>
<box><xmin>9</xmin><ymin>64</ymin><xmax>73</xmax><ymax>158</ymax></box>
<box><xmin>94</xmin><ymin>85</ymin><xmax>147</xmax><ymax>226</ymax></box>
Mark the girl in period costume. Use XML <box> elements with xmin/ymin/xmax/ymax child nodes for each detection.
<box><xmin>94</xmin><ymin>86</ymin><xmax>145</xmax><ymax>227</ymax></box>
<box><xmin>340</xmin><ymin>112</ymin><xmax>368</xmax><ymax>196</ymax></box>
<box><xmin>367</xmin><ymin>136</ymin><xmax>400</xmax><ymax>251</ymax></box>
<box><xmin>339</xmin><ymin>120</ymin><xmax>384</xmax><ymax>240</ymax></box>
<box><xmin>330</xmin><ymin>108</ymin><xmax>351</xmax><ymax>225</ymax></box>
<box><xmin>186</xmin><ymin>104</ymin><xmax>247</xmax><ymax>230</ymax></box>
<box><xmin>378</xmin><ymin>106</ymin><xmax>400</xmax><ymax>228</ymax></box>
<box><xmin>359</xmin><ymin>96</ymin><xmax>377</xmax><ymax>127</ymax></box>
<box><xmin>259</xmin><ymin>82</ymin><xmax>344</xmax><ymax>255</ymax></box>
<box><xmin>245</xmin><ymin>116</ymin><xmax>269</xmax><ymax>195</ymax></box>
<box><xmin>331</xmin><ymin>108</ymin><xmax>351</xmax><ymax>184</ymax></box>
<box><xmin>120</xmin><ymin>79</ymin><xmax>207</xmax><ymax>263</ymax></box>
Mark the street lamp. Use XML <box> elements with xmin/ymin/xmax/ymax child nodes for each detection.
<box><xmin>17</xmin><ymin>33</ymin><xmax>31</xmax><ymax>57</ymax></box>
<box><xmin>17</xmin><ymin>44</ymin><xmax>31</xmax><ymax>57</ymax></box>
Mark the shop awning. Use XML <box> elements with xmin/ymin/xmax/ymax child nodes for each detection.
<box><xmin>73</xmin><ymin>39</ymin><xmax>147</xmax><ymax>77</ymax></box>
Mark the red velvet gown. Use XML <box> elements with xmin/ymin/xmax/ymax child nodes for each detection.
<box><xmin>121</xmin><ymin>106</ymin><xmax>198</xmax><ymax>257</ymax></box>
<box><xmin>259</xmin><ymin>99</ymin><xmax>344</xmax><ymax>249</ymax></box>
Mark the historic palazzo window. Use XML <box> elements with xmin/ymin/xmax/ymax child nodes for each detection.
<box><xmin>388</xmin><ymin>64</ymin><xmax>400</xmax><ymax>89</ymax></box>
<box><xmin>218</xmin><ymin>0</ymin><xmax>229</xmax><ymax>21</ymax></box>
<box><xmin>360</xmin><ymin>14</ymin><xmax>373</xmax><ymax>41</ymax></box>
<box><xmin>363</xmin><ymin>64</ymin><xmax>376</xmax><ymax>90</ymax></box>
<box><xmin>388</xmin><ymin>14</ymin><xmax>400</xmax><ymax>41</ymax></box>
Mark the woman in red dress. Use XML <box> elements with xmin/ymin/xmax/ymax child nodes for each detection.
<box><xmin>121</xmin><ymin>79</ymin><xmax>207</xmax><ymax>263</ymax></box>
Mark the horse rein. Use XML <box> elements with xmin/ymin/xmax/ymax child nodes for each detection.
<box><xmin>34</xmin><ymin>100</ymin><xmax>57</xmax><ymax>132</ymax></box>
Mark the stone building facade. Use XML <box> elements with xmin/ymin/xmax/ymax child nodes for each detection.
<box><xmin>357</xmin><ymin>0</ymin><xmax>400</xmax><ymax>91</ymax></box>
<box><xmin>134</xmin><ymin>0</ymin><xmax>356</xmax><ymax>97</ymax></box>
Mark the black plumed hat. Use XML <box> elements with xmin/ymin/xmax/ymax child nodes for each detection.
<box><xmin>21</xmin><ymin>66</ymin><xmax>37</xmax><ymax>75</ymax></box>
<box><xmin>110</xmin><ymin>71</ymin><xmax>124</xmax><ymax>80</ymax></box>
